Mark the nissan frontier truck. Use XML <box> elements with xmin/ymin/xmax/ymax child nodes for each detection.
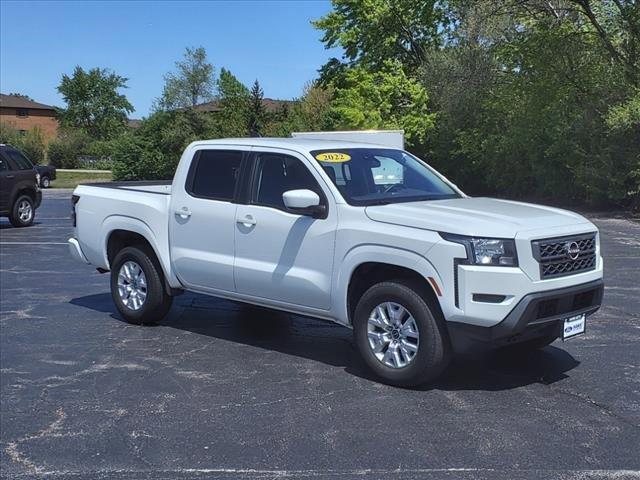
<box><xmin>68</xmin><ymin>134</ymin><xmax>603</xmax><ymax>386</ymax></box>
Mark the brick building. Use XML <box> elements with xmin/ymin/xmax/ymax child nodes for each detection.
<box><xmin>0</xmin><ymin>94</ymin><xmax>59</xmax><ymax>142</ymax></box>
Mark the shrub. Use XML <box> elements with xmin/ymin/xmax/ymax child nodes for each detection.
<box><xmin>0</xmin><ymin>122</ymin><xmax>46</xmax><ymax>164</ymax></box>
<box><xmin>48</xmin><ymin>130</ymin><xmax>91</xmax><ymax>169</ymax></box>
<box><xmin>112</xmin><ymin>109</ymin><xmax>219</xmax><ymax>181</ymax></box>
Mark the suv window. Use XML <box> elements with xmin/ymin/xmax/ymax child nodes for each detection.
<box><xmin>0</xmin><ymin>157</ymin><xmax>7</xmax><ymax>172</ymax></box>
<box><xmin>252</xmin><ymin>153</ymin><xmax>322</xmax><ymax>210</ymax></box>
<box><xmin>188</xmin><ymin>150</ymin><xmax>243</xmax><ymax>201</ymax></box>
<box><xmin>4</xmin><ymin>149</ymin><xmax>34</xmax><ymax>170</ymax></box>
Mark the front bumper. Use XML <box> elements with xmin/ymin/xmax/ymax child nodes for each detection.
<box><xmin>447</xmin><ymin>279</ymin><xmax>604</xmax><ymax>353</ymax></box>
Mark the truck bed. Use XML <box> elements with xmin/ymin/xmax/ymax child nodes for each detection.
<box><xmin>72</xmin><ymin>181</ymin><xmax>174</xmax><ymax>279</ymax></box>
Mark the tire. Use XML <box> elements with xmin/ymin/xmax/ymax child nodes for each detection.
<box><xmin>110</xmin><ymin>246</ymin><xmax>172</xmax><ymax>325</ymax></box>
<box><xmin>353</xmin><ymin>280</ymin><xmax>451</xmax><ymax>387</ymax></box>
<box><xmin>41</xmin><ymin>175</ymin><xmax>50</xmax><ymax>188</ymax></box>
<box><xmin>9</xmin><ymin>195</ymin><xmax>35</xmax><ymax>227</ymax></box>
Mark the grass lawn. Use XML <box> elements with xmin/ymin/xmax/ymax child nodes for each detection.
<box><xmin>51</xmin><ymin>170</ymin><xmax>112</xmax><ymax>189</ymax></box>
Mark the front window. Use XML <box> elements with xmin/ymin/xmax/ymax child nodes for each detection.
<box><xmin>252</xmin><ymin>153</ymin><xmax>323</xmax><ymax>210</ymax></box>
<box><xmin>311</xmin><ymin>148</ymin><xmax>460</xmax><ymax>206</ymax></box>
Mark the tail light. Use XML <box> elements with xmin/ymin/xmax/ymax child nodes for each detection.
<box><xmin>71</xmin><ymin>194</ymin><xmax>80</xmax><ymax>227</ymax></box>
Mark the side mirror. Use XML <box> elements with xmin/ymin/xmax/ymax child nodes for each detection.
<box><xmin>282</xmin><ymin>189</ymin><xmax>326</xmax><ymax>218</ymax></box>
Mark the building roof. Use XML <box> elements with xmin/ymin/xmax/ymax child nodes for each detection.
<box><xmin>191</xmin><ymin>98</ymin><xmax>295</xmax><ymax>113</ymax></box>
<box><xmin>0</xmin><ymin>93</ymin><xmax>56</xmax><ymax>111</ymax></box>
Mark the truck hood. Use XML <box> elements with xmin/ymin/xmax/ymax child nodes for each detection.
<box><xmin>364</xmin><ymin>197</ymin><xmax>592</xmax><ymax>238</ymax></box>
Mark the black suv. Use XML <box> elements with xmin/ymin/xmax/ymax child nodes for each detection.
<box><xmin>0</xmin><ymin>145</ymin><xmax>42</xmax><ymax>227</ymax></box>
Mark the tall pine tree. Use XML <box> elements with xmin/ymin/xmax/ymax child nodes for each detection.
<box><xmin>247</xmin><ymin>80</ymin><xmax>266</xmax><ymax>137</ymax></box>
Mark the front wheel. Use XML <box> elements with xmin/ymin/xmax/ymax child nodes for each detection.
<box><xmin>110</xmin><ymin>246</ymin><xmax>172</xmax><ymax>325</ymax></box>
<box><xmin>41</xmin><ymin>175</ymin><xmax>51</xmax><ymax>188</ymax></box>
<box><xmin>353</xmin><ymin>280</ymin><xmax>450</xmax><ymax>387</ymax></box>
<box><xmin>9</xmin><ymin>195</ymin><xmax>35</xmax><ymax>227</ymax></box>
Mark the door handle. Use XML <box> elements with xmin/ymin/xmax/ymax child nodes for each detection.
<box><xmin>175</xmin><ymin>207</ymin><xmax>192</xmax><ymax>219</ymax></box>
<box><xmin>237</xmin><ymin>214</ymin><xmax>257</xmax><ymax>227</ymax></box>
<box><xmin>6</xmin><ymin>175</ymin><xmax>14</xmax><ymax>179</ymax></box>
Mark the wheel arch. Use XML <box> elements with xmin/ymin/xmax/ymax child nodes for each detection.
<box><xmin>337</xmin><ymin>246</ymin><xmax>445</xmax><ymax>326</ymax></box>
<box><xmin>102</xmin><ymin>216</ymin><xmax>180</xmax><ymax>293</ymax></box>
<box><xmin>12</xmin><ymin>186</ymin><xmax>37</xmax><ymax>205</ymax></box>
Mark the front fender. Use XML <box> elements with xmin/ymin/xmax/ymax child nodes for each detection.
<box><xmin>334</xmin><ymin>245</ymin><xmax>444</xmax><ymax>325</ymax></box>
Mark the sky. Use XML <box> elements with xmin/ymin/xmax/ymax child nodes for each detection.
<box><xmin>0</xmin><ymin>0</ymin><xmax>341</xmax><ymax>118</ymax></box>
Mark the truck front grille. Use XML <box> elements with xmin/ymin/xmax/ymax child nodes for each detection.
<box><xmin>532</xmin><ymin>233</ymin><xmax>597</xmax><ymax>279</ymax></box>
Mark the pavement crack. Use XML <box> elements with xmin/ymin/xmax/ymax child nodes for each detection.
<box><xmin>548</xmin><ymin>384</ymin><xmax>640</xmax><ymax>430</ymax></box>
<box><xmin>216</xmin><ymin>388</ymin><xmax>351</xmax><ymax>410</ymax></box>
<box><xmin>5</xmin><ymin>407</ymin><xmax>67</xmax><ymax>475</ymax></box>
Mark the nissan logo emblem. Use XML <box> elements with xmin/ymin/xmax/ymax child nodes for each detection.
<box><xmin>566</xmin><ymin>241</ymin><xmax>580</xmax><ymax>260</ymax></box>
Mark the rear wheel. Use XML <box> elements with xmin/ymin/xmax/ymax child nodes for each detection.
<box><xmin>9</xmin><ymin>195</ymin><xmax>35</xmax><ymax>227</ymax></box>
<box><xmin>353</xmin><ymin>280</ymin><xmax>450</xmax><ymax>387</ymax></box>
<box><xmin>110</xmin><ymin>246</ymin><xmax>172</xmax><ymax>325</ymax></box>
<box><xmin>41</xmin><ymin>175</ymin><xmax>50</xmax><ymax>188</ymax></box>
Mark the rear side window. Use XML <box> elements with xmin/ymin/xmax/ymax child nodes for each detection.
<box><xmin>4</xmin><ymin>149</ymin><xmax>34</xmax><ymax>170</ymax></box>
<box><xmin>188</xmin><ymin>150</ymin><xmax>243</xmax><ymax>201</ymax></box>
<box><xmin>0</xmin><ymin>157</ymin><xmax>7</xmax><ymax>172</ymax></box>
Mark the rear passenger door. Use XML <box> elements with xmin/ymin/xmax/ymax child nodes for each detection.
<box><xmin>234</xmin><ymin>149</ymin><xmax>337</xmax><ymax>310</ymax></box>
<box><xmin>169</xmin><ymin>148</ymin><xmax>247</xmax><ymax>292</ymax></box>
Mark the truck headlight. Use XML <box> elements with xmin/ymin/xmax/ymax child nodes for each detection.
<box><xmin>440</xmin><ymin>233</ymin><xmax>518</xmax><ymax>267</ymax></box>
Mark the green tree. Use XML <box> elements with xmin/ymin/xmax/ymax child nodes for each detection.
<box><xmin>315</xmin><ymin>0</ymin><xmax>640</xmax><ymax>209</ymax></box>
<box><xmin>314</xmin><ymin>0</ymin><xmax>450</xmax><ymax>75</ymax></box>
<box><xmin>294</xmin><ymin>81</ymin><xmax>335</xmax><ymax>132</ymax></box>
<box><xmin>247</xmin><ymin>79</ymin><xmax>266</xmax><ymax>136</ymax></box>
<box><xmin>328</xmin><ymin>61</ymin><xmax>434</xmax><ymax>146</ymax></box>
<box><xmin>112</xmin><ymin>109</ymin><xmax>218</xmax><ymax>181</ymax></box>
<box><xmin>156</xmin><ymin>47</ymin><xmax>216</xmax><ymax>110</ymax></box>
<box><xmin>216</xmin><ymin>68</ymin><xmax>250</xmax><ymax>137</ymax></box>
<box><xmin>57</xmin><ymin>66</ymin><xmax>134</xmax><ymax>140</ymax></box>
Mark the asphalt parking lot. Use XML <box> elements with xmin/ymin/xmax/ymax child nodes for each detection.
<box><xmin>1</xmin><ymin>189</ymin><xmax>639</xmax><ymax>479</ymax></box>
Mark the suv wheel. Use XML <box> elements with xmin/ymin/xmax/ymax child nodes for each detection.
<box><xmin>41</xmin><ymin>175</ymin><xmax>50</xmax><ymax>188</ymax></box>
<box><xmin>110</xmin><ymin>246</ymin><xmax>172</xmax><ymax>325</ymax></box>
<box><xmin>9</xmin><ymin>195</ymin><xmax>35</xmax><ymax>227</ymax></box>
<box><xmin>353</xmin><ymin>280</ymin><xmax>451</xmax><ymax>387</ymax></box>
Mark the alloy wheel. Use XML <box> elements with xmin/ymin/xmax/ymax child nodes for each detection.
<box><xmin>367</xmin><ymin>302</ymin><xmax>420</xmax><ymax>368</ymax></box>
<box><xmin>17</xmin><ymin>200</ymin><xmax>33</xmax><ymax>223</ymax></box>
<box><xmin>117</xmin><ymin>261</ymin><xmax>148</xmax><ymax>310</ymax></box>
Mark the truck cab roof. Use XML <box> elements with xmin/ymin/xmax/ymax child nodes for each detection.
<box><xmin>188</xmin><ymin>137</ymin><xmax>400</xmax><ymax>155</ymax></box>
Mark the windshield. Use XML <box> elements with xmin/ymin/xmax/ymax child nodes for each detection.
<box><xmin>311</xmin><ymin>148</ymin><xmax>461</xmax><ymax>206</ymax></box>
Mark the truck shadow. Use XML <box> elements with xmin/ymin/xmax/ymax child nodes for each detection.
<box><xmin>71</xmin><ymin>292</ymin><xmax>580</xmax><ymax>392</ymax></box>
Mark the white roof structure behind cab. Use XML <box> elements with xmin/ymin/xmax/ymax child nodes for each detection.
<box><xmin>291</xmin><ymin>130</ymin><xmax>404</xmax><ymax>150</ymax></box>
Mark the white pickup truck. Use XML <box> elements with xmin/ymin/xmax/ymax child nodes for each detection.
<box><xmin>69</xmin><ymin>134</ymin><xmax>604</xmax><ymax>386</ymax></box>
